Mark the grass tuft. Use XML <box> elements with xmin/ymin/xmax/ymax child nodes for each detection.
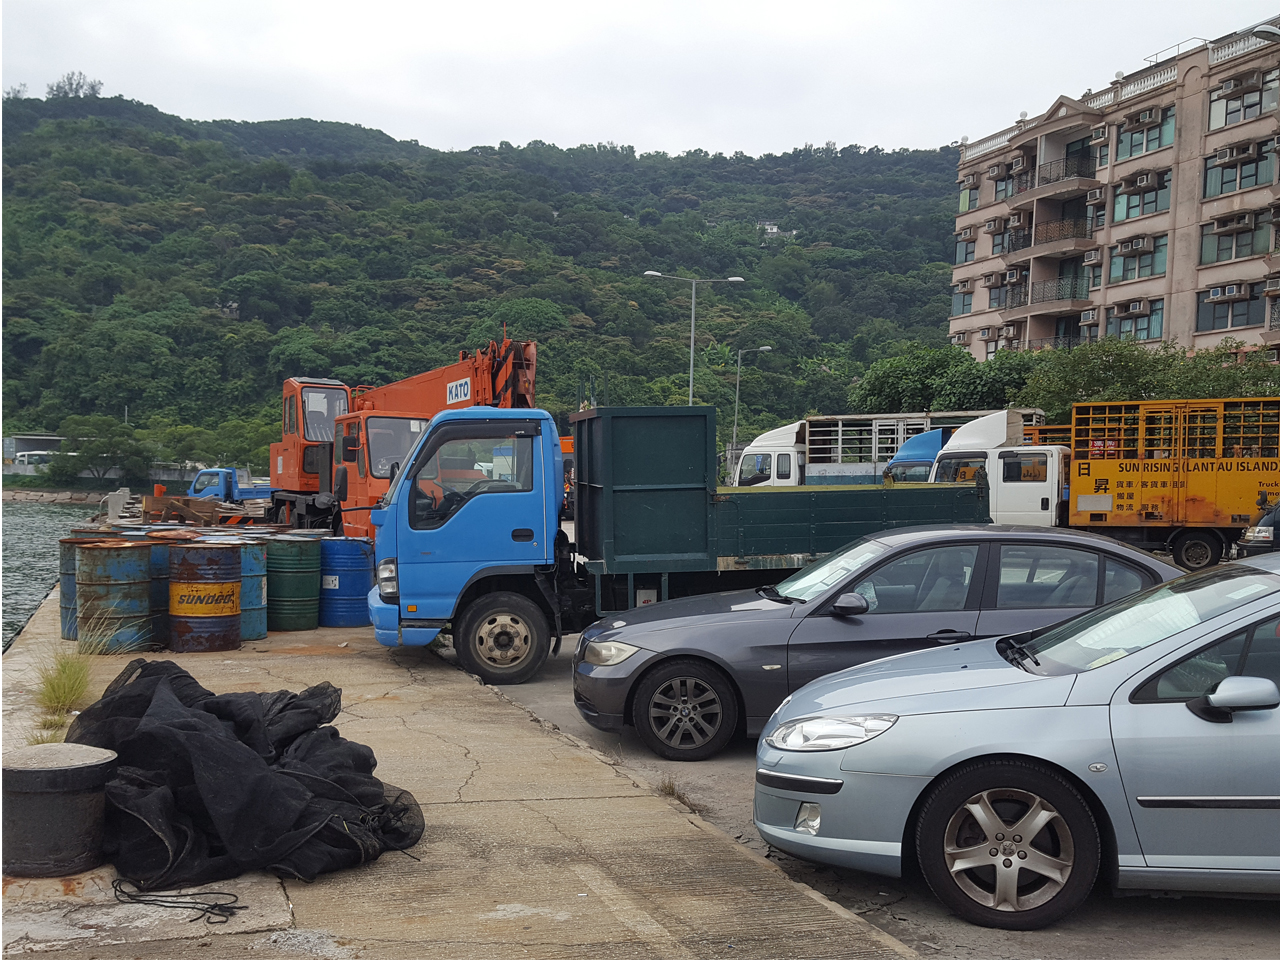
<box><xmin>657</xmin><ymin>773</ymin><xmax>705</xmax><ymax>814</ymax></box>
<box><xmin>35</xmin><ymin>650</ymin><xmax>91</xmax><ymax>714</ymax></box>
<box><xmin>37</xmin><ymin>713</ymin><xmax>70</xmax><ymax>730</ymax></box>
<box><xmin>25</xmin><ymin>729</ymin><xmax>66</xmax><ymax>745</ymax></box>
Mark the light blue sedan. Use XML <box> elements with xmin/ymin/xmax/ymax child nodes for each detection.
<box><xmin>754</xmin><ymin>554</ymin><xmax>1280</xmax><ymax>929</ymax></box>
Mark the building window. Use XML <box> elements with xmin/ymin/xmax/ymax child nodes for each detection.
<box><xmin>1196</xmin><ymin>284</ymin><xmax>1267</xmax><ymax>332</ymax></box>
<box><xmin>1094</xmin><ymin>143</ymin><xmax>1109</xmax><ymax>168</ymax></box>
<box><xmin>1086</xmin><ymin>202</ymin><xmax>1107</xmax><ymax>232</ymax></box>
<box><xmin>1108</xmin><ymin>235</ymin><xmax>1168</xmax><ymax>282</ymax></box>
<box><xmin>959</xmin><ymin>188</ymin><xmax>980</xmax><ymax>212</ymax></box>
<box><xmin>1106</xmin><ymin>299</ymin><xmax>1164</xmax><ymax>340</ymax></box>
<box><xmin>988</xmin><ymin>285</ymin><xmax>1009</xmax><ymax>309</ymax></box>
<box><xmin>951</xmin><ymin>289</ymin><xmax>973</xmax><ymax>316</ymax></box>
<box><xmin>1116</xmin><ymin>106</ymin><xmax>1175</xmax><ymax>160</ymax></box>
<box><xmin>1204</xmin><ymin>139</ymin><xmax>1276</xmax><ymax>198</ymax></box>
<box><xmin>991</xmin><ymin>230</ymin><xmax>1010</xmax><ymax>256</ymax></box>
<box><xmin>955</xmin><ymin>239</ymin><xmax>976</xmax><ymax>264</ymax></box>
<box><xmin>993</xmin><ymin>176</ymin><xmax>1015</xmax><ymax>201</ymax></box>
<box><xmin>1088</xmin><ymin>264</ymin><xmax>1103</xmax><ymax>289</ymax></box>
<box><xmin>1209</xmin><ymin>69</ymin><xmax>1279</xmax><ymax>130</ymax></box>
<box><xmin>1200</xmin><ymin>210</ymin><xmax>1275</xmax><ymax>264</ymax></box>
<box><xmin>1113</xmin><ymin>171</ymin><xmax>1171</xmax><ymax>222</ymax></box>
<box><xmin>986</xmin><ymin>340</ymin><xmax>998</xmax><ymax>359</ymax></box>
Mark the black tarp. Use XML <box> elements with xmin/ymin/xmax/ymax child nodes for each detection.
<box><xmin>67</xmin><ymin>659</ymin><xmax>423</xmax><ymax>890</ymax></box>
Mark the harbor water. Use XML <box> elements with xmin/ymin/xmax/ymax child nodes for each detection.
<box><xmin>3</xmin><ymin>503</ymin><xmax>96</xmax><ymax>650</ymax></box>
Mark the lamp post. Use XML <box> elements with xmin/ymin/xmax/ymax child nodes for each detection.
<box><xmin>644</xmin><ymin>271</ymin><xmax>745</xmax><ymax>405</ymax></box>
<box><xmin>732</xmin><ymin>345</ymin><xmax>771</xmax><ymax>464</ymax></box>
<box><xmin>1252</xmin><ymin>23</ymin><xmax>1280</xmax><ymax>41</ymax></box>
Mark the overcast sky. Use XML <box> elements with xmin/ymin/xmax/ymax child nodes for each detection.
<box><xmin>4</xmin><ymin>1</ymin><xmax>1278</xmax><ymax>157</ymax></box>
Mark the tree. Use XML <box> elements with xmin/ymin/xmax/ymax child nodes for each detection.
<box><xmin>848</xmin><ymin>346</ymin><xmax>973</xmax><ymax>413</ymax></box>
<box><xmin>4</xmin><ymin>83</ymin><xmax>27</xmax><ymax>100</ymax></box>
<box><xmin>58</xmin><ymin>415</ymin><xmax>150</xmax><ymax>483</ymax></box>
<box><xmin>46</xmin><ymin>71</ymin><xmax>103</xmax><ymax>98</ymax></box>
<box><xmin>489</xmin><ymin>298</ymin><xmax>568</xmax><ymax>336</ymax></box>
<box><xmin>930</xmin><ymin>349</ymin><xmax>1044</xmax><ymax>411</ymax></box>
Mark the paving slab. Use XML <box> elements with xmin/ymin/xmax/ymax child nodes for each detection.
<box><xmin>3</xmin><ymin>589</ymin><xmax>914</xmax><ymax>959</ymax></box>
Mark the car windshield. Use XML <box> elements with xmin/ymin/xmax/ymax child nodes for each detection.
<box><xmin>1021</xmin><ymin>563</ymin><xmax>1280</xmax><ymax>675</ymax></box>
<box><xmin>774</xmin><ymin>538</ymin><xmax>889</xmax><ymax>602</ymax></box>
<box><xmin>367</xmin><ymin>417</ymin><xmax>429</xmax><ymax>479</ymax></box>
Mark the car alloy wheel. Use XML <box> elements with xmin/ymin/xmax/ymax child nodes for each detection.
<box><xmin>633</xmin><ymin>659</ymin><xmax>739</xmax><ymax>761</ymax></box>
<box><xmin>916</xmin><ymin>760</ymin><xmax>1099</xmax><ymax>929</ymax></box>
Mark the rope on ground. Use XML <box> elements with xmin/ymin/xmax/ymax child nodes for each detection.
<box><xmin>111</xmin><ymin>878</ymin><xmax>249</xmax><ymax>924</ymax></box>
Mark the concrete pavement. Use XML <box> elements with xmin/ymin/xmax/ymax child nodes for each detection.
<box><xmin>2</xmin><ymin>589</ymin><xmax>915</xmax><ymax>959</ymax></box>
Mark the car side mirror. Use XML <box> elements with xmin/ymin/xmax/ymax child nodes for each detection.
<box><xmin>1187</xmin><ymin>675</ymin><xmax>1280</xmax><ymax>723</ymax></box>
<box><xmin>831</xmin><ymin>593</ymin><xmax>869</xmax><ymax>617</ymax></box>
<box><xmin>334</xmin><ymin>465</ymin><xmax>349</xmax><ymax>503</ymax></box>
<box><xmin>389</xmin><ymin>461</ymin><xmax>399</xmax><ymax>482</ymax></box>
<box><xmin>341</xmin><ymin>435</ymin><xmax>360</xmax><ymax>462</ymax></box>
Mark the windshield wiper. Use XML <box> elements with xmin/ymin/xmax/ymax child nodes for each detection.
<box><xmin>757</xmin><ymin>584</ymin><xmax>797</xmax><ymax>604</ymax></box>
<box><xmin>998</xmin><ymin>634</ymin><xmax>1041</xmax><ymax>669</ymax></box>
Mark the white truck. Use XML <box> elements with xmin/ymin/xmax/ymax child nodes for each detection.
<box><xmin>928</xmin><ymin>410</ymin><xmax>1069</xmax><ymax>526</ymax></box>
<box><xmin>732</xmin><ymin>409</ymin><xmax>1046</xmax><ymax>487</ymax></box>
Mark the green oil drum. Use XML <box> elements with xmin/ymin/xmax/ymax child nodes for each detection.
<box><xmin>266</xmin><ymin>536</ymin><xmax>321</xmax><ymax>631</ymax></box>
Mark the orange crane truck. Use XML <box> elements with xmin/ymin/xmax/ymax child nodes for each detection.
<box><xmin>269</xmin><ymin>339</ymin><xmax>537</xmax><ymax>533</ymax></box>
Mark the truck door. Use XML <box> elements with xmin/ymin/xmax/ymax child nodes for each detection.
<box><xmin>395</xmin><ymin>420</ymin><xmax>550</xmax><ymax>624</ymax></box>
<box><xmin>992</xmin><ymin>448</ymin><xmax>1057</xmax><ymax>526</ymax></box>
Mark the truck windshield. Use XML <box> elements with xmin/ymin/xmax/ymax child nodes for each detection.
<box><xmin>934</xmin><ymin>454</ymin><xmax>987</xmax><ymax>483</ymax></box>
<box><xmin>738</xmin><ymin>454</ymin><xmax>772</xmax><ymax>486</ymax></box>
<box><xmin>301</xmin><ymin>388</ymin><xmax>349</xmax><ymax>442</ymax></box>
<box><xmin>774</xmin><ymin>538</ymin><xmax>889</xmax><ymax>602</ymax></box>
<box><xmin>1019</xmin><ymin>564</ymin><xmax>1280</xmax><ymax>676</ymax></box>
<box><xmin>887</xmin><ymin>461</ymin><xmax>933</xmax><ymax>483</ymax></box>
<box><xmin>367</xmin><ymin>417</ymin><xmax>429</xmax><ymax>478</ymax></box>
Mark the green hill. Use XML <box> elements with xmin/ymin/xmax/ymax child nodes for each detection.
<box><xmin>2</xmin><ymin>93</ymin><xmax>960</xmax><ymax>468</ymax></box>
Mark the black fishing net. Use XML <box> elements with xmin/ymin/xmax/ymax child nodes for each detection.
<box><xmin>66</xmin><ymin>659</ymin><xmax>424</xmax><ymax>891</ymax></box>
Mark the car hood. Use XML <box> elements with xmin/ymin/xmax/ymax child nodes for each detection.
<box><xmin>588</xmin><ymin>588</ymin><xmax>793</xmax><ymax>636</ymax></box>
<box><xmin>776</xmin><ymin>639</ymin><xmax>1075</xmax><ymax>719</ymax></box>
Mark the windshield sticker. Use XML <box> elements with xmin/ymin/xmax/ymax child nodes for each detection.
<box><xmin>1227</xmin><ymin>583</ymin><xmax>1268</xmax><ymax>600</ymax></box>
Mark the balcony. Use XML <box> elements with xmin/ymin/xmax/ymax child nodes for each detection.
<box><xmin>1026</xmin><ymin>335</ymin><xmax>1093</xmax><ymax>351</ymax></box>
<box><xmin>1001</xmin><ymin>277</ymin><xmax>1094</xmax><ymax>320</ymax></box>
<box><xmin>1009</xmin><ymin>156</ymin><xmax>1101</xmax><ymax>209</ymax></box>
<box><xmin>1033</xmin><ymin>276</ymin><xmax>1093</xmax><ymax>304</ymax></box>
<box><xmin>1006</xmin><ymin>218</ymin><xmax>1097</xmax><ymax>263</ymax></box>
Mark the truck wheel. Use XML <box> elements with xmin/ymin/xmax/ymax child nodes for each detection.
<box><xmin>633</xmin><ymin>659</ymin><xmax>739</xmax><ymax>761</ymax></box>
<box><xmin>453</xmin><ymin>592</ymin><xmax>550</xmax><ymax>685</ymax></box>
<box><xmin>1172</xmin><ymin>532</ymin><xmax>1222</xmax><ymax>570</ymax></box>
<box><xmin>915</xmin><ymin>759</ymin><xmax>1100</xmax><ymax>930</ymax></box>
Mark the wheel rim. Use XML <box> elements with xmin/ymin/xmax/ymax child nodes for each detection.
<box><xmin>942</xmin><ymin>788</ymin><xmax>1075</xmax><ymax>913</ymax></box>
<box><xmin>647</xmin><ymin>677</ymin><xmax>723</xmax><ymax>749</ymax></box>
<box><xmin>1181</xmin><ymin>538</ymin><xmax>1212</xmax><ymax>568</ymax></box>
<box><xmin>471</xmin><ymin>614</ymin><xmax>532</xmax><ymax>670</ymax></box>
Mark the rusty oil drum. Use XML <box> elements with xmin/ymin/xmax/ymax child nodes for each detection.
<box><xmin>59</xmin><ymin>537</ymin><xmax>113</xmax><ymax>641</ymax></box>
<box><xmin>169</xmin><ymin>542</ymin><xmax>242</xmax><ymax>652</ymax></box>
<box><xmin>75</xmin><ymin>541</ymin><xmax>154</xmax><ymax>652</ymax></box>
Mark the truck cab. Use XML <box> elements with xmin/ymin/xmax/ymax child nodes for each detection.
<box><xmin>368</xmin><ymin>408</ymin><xmax>563</xmax><ymax>682</ymax></box>
<box><xmin>733</xmin><ymin>421</ymin><xmax>805</xmax><ymax>487</ymax></box>
<box><xmin>928</xmin><ymin>411</ymin><xmax>1069</xmax><ymax>526</ymax></box>
<box><xmin>187</xmin><ymin>468</ymin><xmax>274</xmax><ymax>502</ymax></box>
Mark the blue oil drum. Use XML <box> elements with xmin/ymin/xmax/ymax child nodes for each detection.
<box><xmin>203</xmin><ymin>538</ymin><xmax>269</xmax><ymax>641</ymax></box>
<box><xmin>75</xmin><ymin>542</ymin><xmax>154</xmax><ymax>652</ymax></box>
<box><xmin>169</xmin><ymin>543</ymin><xmax>241</xmax><ymax>653</ymax></box>
<box><xmin>58</xmin><ymin>538</ymin><xmax>113</xmax><ymax>641</ymax></box>
<box><xmin>319</xmin><ymin>537</ymin><xmax>375</xmax><ymax>628</ymax></box>
<box><xmin>109</xmin><ymin>531</ymin><xmax>170</xmax><ymax>648</ymax></box>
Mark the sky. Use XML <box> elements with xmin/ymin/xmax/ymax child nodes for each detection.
<box><xmin>4</xmin><ymin>1</ymin><xmax>1278</xmax><ymax>157</ymax></box>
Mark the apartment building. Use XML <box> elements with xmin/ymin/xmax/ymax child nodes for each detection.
<box><xmin>949</xmin><ymin>18</ymin><xmax>1280</xmax><ymax>360</ymax></box>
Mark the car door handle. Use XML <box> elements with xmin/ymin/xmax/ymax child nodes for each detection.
<box><xmin>511</xmin><ymin>528</ymin><xmax>535</xmax><ymax>542</ymax></box>
<box><xmin>928</xmin><ymin>630</ymin><xmax>972</xmax><ymax>643</ymax></box>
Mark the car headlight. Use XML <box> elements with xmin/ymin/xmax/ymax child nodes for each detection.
<box><xmin>764</xmin><ymin>715</ymin><xmax>898</xmax><ymax>751</ymax></box>
<box><xmin>1248</xmin><ymin>526</ymin><xmax>1274</xmax><ymax>541</ymax></box>
<box><xmin>583</xmin><ymin>639</ymin><xmax>640</xmax><ymax>666</ymax></box>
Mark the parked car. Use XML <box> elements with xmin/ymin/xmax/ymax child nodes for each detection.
<box><xmin>572</xmin><ymin>525</ymin><xmax>1182</xmax><ymax>760</ymax></box>
<box><xmin>754</xmin><ymin>555</ymin><xmax>1280</xmax><ymax>929</ymax></box>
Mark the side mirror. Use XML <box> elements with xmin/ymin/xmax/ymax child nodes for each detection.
<box><xmin>1187</xmin><ymin>675</ymin><xmax>1280</xmax><ymax>723</ymax></box>
<box><xmin>334</xmin><ymin>465</ymin><xmax>349</xmax><ymax>502</ymax></box>
<box><xmin>341</xmin><ymin>435</ymin><xmax>360</xmax><ymax>463</ymax></box>
<box><xmin>389</xmin><ymin>461</ymin><xmax>399</xmax><ymax>483</ymax></box>
<box><xmin>831</xmin><ymin>592</ymin><xmax>869</xmax><ymax>617</ymax></box>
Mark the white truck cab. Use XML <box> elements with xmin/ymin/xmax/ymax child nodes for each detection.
<box><xmin>929</xmin><ymin>410</ymin><xmax>1069</xmax><ymax>526</ymax></box>
<box><xmin>734</xmin><ymin>421</ymin><xmax>805</xmax><ymax>486</ymax></box>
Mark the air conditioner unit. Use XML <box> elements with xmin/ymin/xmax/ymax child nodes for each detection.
<box><xmin>1119</xmin><ymin>236</ymin><xmax>1151</xmax><ymax>253</ymax></box>
<box><xmin>950</xmin><ymin>332</ymin><xmax>969</xmax><ymax>344</ymax></box>
<box><xmin>979</xmin><ymin>328</ymin><xmax>993</xmax><ymax>339</ymax></box>
<box><xmin>1126</xmin><ymin>108</ymin><xmax>1160</xmax><ymax>129</ymax></box>
<box><xmin>1264</xmin><ymin>277</ymin><xmax>1280</xmax><ymax>294</ymax></box>
<box><xmin>959</xmin><ymin>225</ymin><xmax>976</xmax><ymax>240</ymax></box>
<box><xmin>1083</xmin><ymin>250</ymin><xmax>1103</xmax><ymax>265</ymax></box>
<box><xmin>1212</xmin><ymin>212</ymin><xmax>1256</xmax><ymax>234</ymax></box>
<box><xmin>1090</xmin><ymin>125</ymin><xmax>1108</xmax><ymax>142</ymax></box>
<box><xmin>1086</xmin><ymin>188</ymin><xmax>1105</xmax><ymax>204</ymax></box>
<box><xmin>961</xmin><ymin>173</ymin><xmax>979</xmax><ymax>188</ymax></box>
<box><xmin>1213</xmin><ymin>143</ymin><xmax>1259</xmax><ymax>166</ymax></box>
<box><xmin>1221</xmin><ymin>71</ymin><xmax>1262</xmax><ymax>95</ymax></box>
<box><xmin>999</xmin><ymin>325</ymin><xmax>1016</xmax><ymax>338</ymax></box>
<box><xmin>1004</xmin><ymin>269</ymin><xmax>1022</xmax><ymax>283</ymax></box>
<box><xmin>987</xmin><ymin>163</ymin><xmax>1008</xmax><ymax>178</ymax></box>
<box><xmin>1207</xmin><ymin>284</ymin><xmax>1248</xmax><ymax>302</ymax></box>
<box><xmin>1010</xmin><ymin>156</ymin><xmax>1026</xmax><ymax>172</ymax></box>
<box><xmin>983</xmin><ymin>218</ymin><xmax>1005</xmax><ymax>234</ymax></box>
<box><xmin>956</xmin><ymin>278</ymin><xmax>974</xmax><ymax>293</ymax></box>
<box><xmin>1081</xmin><ymin>308</ymin><xmax>1099</xmax><ymax>323</ymax></box>
<box><xmin>982</xmin><ymin>273</ymin><xmax>1003</xmax><ymax>288</ymax></box>
<box><xmin>1007</xmin><ymin>212</ymin><xmax>1027</xmax><ymax>227</ymax></box>
<box><xmin>1134</xmin><ymin>173</ymin><xmax>1155</xmax><ymax>189</ymax></box>
<box><xmin>1114</xmin><ymin>299</ymin><xmax>1149</xmax><ymax>317</ymax></box>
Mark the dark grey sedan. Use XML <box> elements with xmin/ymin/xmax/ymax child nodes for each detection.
<box><xmin>572</xmin><ymin>525</ymin><xmax>1183</xmax><ymax>760</ymax></box>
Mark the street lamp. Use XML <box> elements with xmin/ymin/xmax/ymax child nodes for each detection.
<box><xmin>1252</xmin><ymin>23</ymin><xmax>1280</xmax><ymax>41</ymax></box>
<box><xmin>644</xmin><ymin>271</ymin><xmax>745</xmax><ymax>405</ymax></box>
<box><xmin>732</xmin><ymin>345</ymin><xmax>772</xmax><ymax>462</ymax></box>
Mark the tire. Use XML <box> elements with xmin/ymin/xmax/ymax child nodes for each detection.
<box><xmin>915</xmin><ymin>759</ymin><xmax>1100</xmax><ymax>930</ymax></box>
<box><xmin>453</xmin><ymin>592</ymin><xmax>550</xmax><ymax>685</ymax></box>
<box><xmin>1172</xmin><ymin>531</ymin><xmax>1222</xmax><ymax>570</ymax></box>
<box><xmin>632</xmin><ymin>659</ymin><xmax>739</xmax><ymax>761</ymax></box>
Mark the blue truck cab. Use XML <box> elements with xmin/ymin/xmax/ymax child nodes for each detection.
<box><xmin>883</xmin><ymin>428</ymin><xmax>952</xmax><ymax>483</ymax></box>
<box><xmin>187</xmin><ymin>468</ymin><xmax>276</xmax><ymax>502</ymax></box>
<box><xmin>368</xmin><ymin>408</ymin><xmax>565</xmax><ymax>683</ymax></box>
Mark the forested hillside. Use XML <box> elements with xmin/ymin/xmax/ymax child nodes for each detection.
<box><xmin>3</xmin><ymin>93</ymin><xmax>959</xmax><ymax>469</ymax></box>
